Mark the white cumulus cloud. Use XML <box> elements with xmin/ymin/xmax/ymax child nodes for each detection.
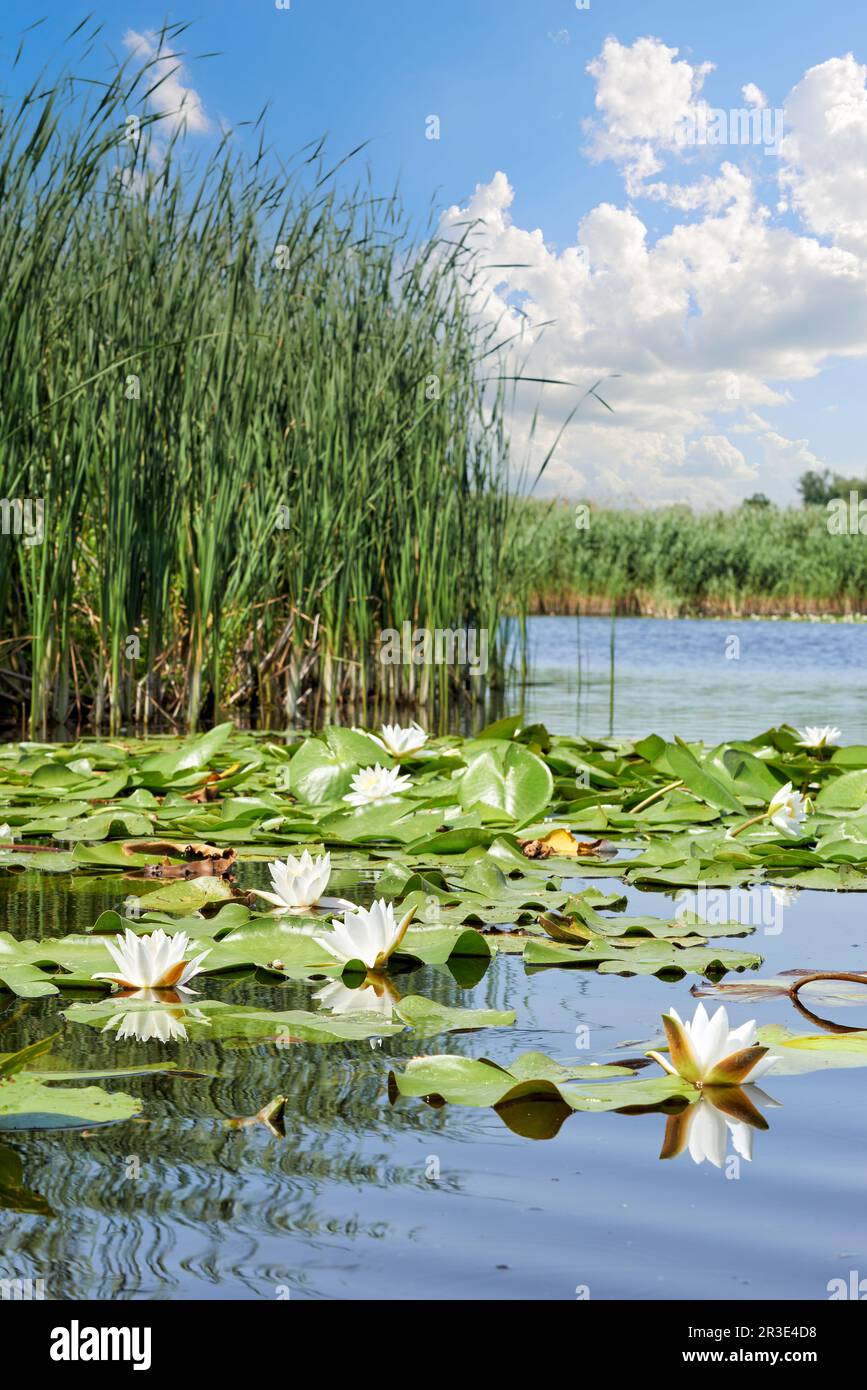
<box><xmin>123</xmin><ymin>29</ymin><xmax>211</xmax><ymax>136</ymax></box>
<box><xmin>440</xmin><ymin>37</ymin><xmax>867</xmax><ymax>507</ymax></box>
<box><xmin>778</xmin><ymin>54</ymin><xmax>867</xmax><ymax>256</ymax></box>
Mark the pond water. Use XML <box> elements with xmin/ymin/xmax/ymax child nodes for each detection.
<box><xmin>515</xmin><ymin>614</ymin><xmax>867</xmax><ymax>743</ymax></box>
<box><xmin>1</xmin><ymin>616</ymin><xmax>866</xmax><ymax>1302</ymax></box>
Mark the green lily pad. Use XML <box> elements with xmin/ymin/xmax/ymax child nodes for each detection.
<box><xmin>201</xmin><ymin>918</ymin><xmax>493</xmax><ymax>978</ymax></box>
<box><xmin>0</xmin><ymin>1039</ymin><xmax>142</xmax><ymax>1131</ymax></box>
<box><xmin>459</xmin><ymin>742</ymin><xmax>553</xmax><ymax>823</ymax></box>
<box><xmin>0</xmin><ymin>849</ymin><xmax>79</xmax><ymax>873</ymax></box>
<box><xmin>3</xmin><ymin>726</ymin><xmax>867</xmax><ymax>895</ymax></box>
<box><xmin>523</xmin><ymin>935</ymin><xmax>762</xmax><ymax>978</ymax></box>
<box><xmin>128</xmin><ymin>876</ymin><xmax>236</xmax><ymax>913</ymax></box>
<box><xmin>136</xmin><ymin>722</ymin><xmax>235</xmax><ymax>787</ymax></box>
<box><xmin>388</xmin><ymin>1050</ymin><xmax>692</xmax><ymax>1112</ymax></box>
<box><xmin>0</xmin><ymin>1076</ymin><xmax>139</xmax><ymax>1130</ymax></box>
<box><xmin>757</xmin><ymin>1024</ymin><xmax>867</xmax><ymax>1074</ymax></box>
<box><xmin>815</xmin><ymin>770</ymin><xmax>867</xmax><ymax>810</ymax></box>
<box><xmin>541</xmin><ymin>899</ymin><xmax>754</xmax><ymax>943</ymax></box>
<box><xmin>288</xmin><ymin>727</ymin><xmax>384</xmax><ymax>804</ymax></box>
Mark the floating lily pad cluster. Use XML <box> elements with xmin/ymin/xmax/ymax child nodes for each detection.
<box><xmin>1</xmin><ymin>718</ymin><xmax>866</xmax><ymax>1133</ymax></box>
<box><xmin>0</xmin><ymin>718</ymin><xmax>863</xmax><ymax>880</ymax></box>
<box><xmin>386</xmin><ymin>1024</ymin><xmax>867</xmax><ymax>1146</ymax></box>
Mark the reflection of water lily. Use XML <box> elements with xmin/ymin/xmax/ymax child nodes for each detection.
<box><xmin>659</xmin><ymin>1085</ymin><xmax>777</xmax><ymax>1166</ymax></box>
<box><xmin>100</xmin><ymin>989</ymin><xmax>209</xmax><ymax>1042</ymax></box>
<box><xmin>797</xmin><ymin>725</ymin><xmax>841</xmax><ymax>749</ymax></box>
<box><xmin>370</xmin><ymin>722</ymin><xmax>427</xmax><ymax>757</ymax></box>
<box><xmin>249</xmin><ymin>851</ymin><xmax>352</xmax><ymax>914</ymax></box>
<box><xmin>93</xmin><ymin>928</ymin><xmax>210</xmax><ymax>994</ymax></box>
<box><xmin>103</xmin><ymin>1009</ymin><xmax>188</xmax><ymax>1042</ymax></box>
<box><xmin>647</xmin><ymin>1003</ymin><xmax>778</xmax><ymax>1087</ymax></box>
<box><xmin>770</xmin><ymin>885</ymin><xmax>800</xmax><ymax>907</ymax></box>
<box><xmin>343</xmin><ymin>764</ymin><xmax>411</xmax><ymax>806</ymax></box>
<box><xmin>313</xmin><ymin>972</ymin><xmax>399</xmax><ymax>1019</ymax></box>
<box><xmin>313</xmin><ymin>899</ymin><xmax>415</xmax><ymax>970</ymax></box>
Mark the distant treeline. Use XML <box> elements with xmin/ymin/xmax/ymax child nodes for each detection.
<box><xmin>506</xmin><ymin>500</ymin><xmax>867</xmax><ymax>616</ymax></box>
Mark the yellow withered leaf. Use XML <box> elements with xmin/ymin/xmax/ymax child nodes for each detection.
<box><xmin>521</xmin><ymin>828</ymin><xmax>604</xmax><ymax>859</ymax></box>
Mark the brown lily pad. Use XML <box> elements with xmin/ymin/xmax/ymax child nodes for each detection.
<box><xmin>122</xmin><ymin>840</ymin><xmax>237</xmax><ymax>879</ymax></box>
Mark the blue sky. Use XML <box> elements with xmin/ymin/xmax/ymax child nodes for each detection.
<box><xmin>5</xmin><ymin>1</ymin><xmax>867</xmax><ymax>505</ymax></box>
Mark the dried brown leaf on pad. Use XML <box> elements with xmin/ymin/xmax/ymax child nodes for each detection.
<box><xmin>520</xmin><ymin>829</ymin><xmax>614</xmax><ymax>860</ymax></box>
<box><xmin>122</xmin><ymin>840</ymin><xmax>237</xmax><ymax>879</ymax></box>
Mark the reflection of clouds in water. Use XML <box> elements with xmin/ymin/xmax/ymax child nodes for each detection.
<box><xmin>522</xmin><ymin>616</ymin><xmax>867</xmax><ymax>744</ymax></box>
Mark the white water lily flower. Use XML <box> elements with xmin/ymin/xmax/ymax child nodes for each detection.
<box><xmin>797</xmin><ymin>725</ymin><xmax>841</xmax><ymax>749</ymax></box>
<box><xmin>371</xmin><ymin>722</ymin><xmax>428</xmax><ymax>757</ymax></box>
<box><xmin>93</xmin><ymin>928</ymin><xmax>210</xmax><ymax>994</ymax></box>
<box><xmin>313</xmin><ymin>899</ymin><xmax>415</xmax><ymax>970</ymax></box>
<box><xmin>343</xmin><ymin>763</ymin><xmax>411</xmax><ymax>806</ymax></box>
<box><xmin>767</xmin><ymin>781</ymin><xmax>808</xmax><ymax>837</ymax></box>
<box><xmin>647</xmin><ymin>1002</ymin><xmax>778</xmax><ymax>1087</ymax></box>
<box><xmin>313</xmin><ymin>977</ymin><xmax>397</xmax><ymax>1020</ymax></box>
<box><xmin>249</xmin><ymin>851</ymin><xmax>352</xmax><ymax>914</ymax></box>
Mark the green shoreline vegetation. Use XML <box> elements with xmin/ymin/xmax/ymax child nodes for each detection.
<box><xmin>0</xmin><ymin>24</ymin><xmax>522</xmax><ymax>736</ymax></box>
<box><xmin>506</xmin><ymin>498</ymin><xmax>867</xmax><ymax>619</ymax></box>
<box><xmin>2</xmin><ymin>26</ymin><xmax>865</xmax><ymax>739</ymax></box>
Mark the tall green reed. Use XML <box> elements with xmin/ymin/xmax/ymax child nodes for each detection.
<box><xmin>0</xmin><ymin>24</ymin><xmax>522</xmax><ymax>732</ymax></box>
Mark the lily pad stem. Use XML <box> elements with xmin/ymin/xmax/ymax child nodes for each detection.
<box><xmin>631</xmin><ymin>780</ymin><xmax>683</xmax><ymax>815</ymax></box>
<box><xmin>728</xmin><ymin>811</ymin><xmax>769</xmax><ymax>838</ymax></box>
<box><xmin>788</xmin><ymin>971</ymin><xmax>867</xmax><ymax>998</ymax></box>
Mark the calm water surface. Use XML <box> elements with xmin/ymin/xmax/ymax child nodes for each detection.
<box><xmin>1</xmin><ymin>617</ymin><xmax>866</xmax><ymax>1300</ymax></box>
<box><xmin>518</xmin><ymin>615</ymin><xmax>867</xmax><ymax>742</ymax></box>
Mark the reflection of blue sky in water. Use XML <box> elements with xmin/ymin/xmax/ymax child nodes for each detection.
<box><xmin>515</xmin><ymin>615</ymin><xmax>867</xmax><ymax>743</ymax></box>
<box><xmin>2</xmin><ymin>862</ymin><xmax>867</xmax><ymax>1300</ymax></box>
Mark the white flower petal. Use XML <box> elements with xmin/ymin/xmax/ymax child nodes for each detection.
<box><xmin>743</xmin><ymin>1053</ymin><xmax>779</xmax><ymax>1083</ymax></box>
<box><xmin>688</xmin><ymin>1104</ymin><xmax>727</xmax><ymax>1167</ymax></box>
